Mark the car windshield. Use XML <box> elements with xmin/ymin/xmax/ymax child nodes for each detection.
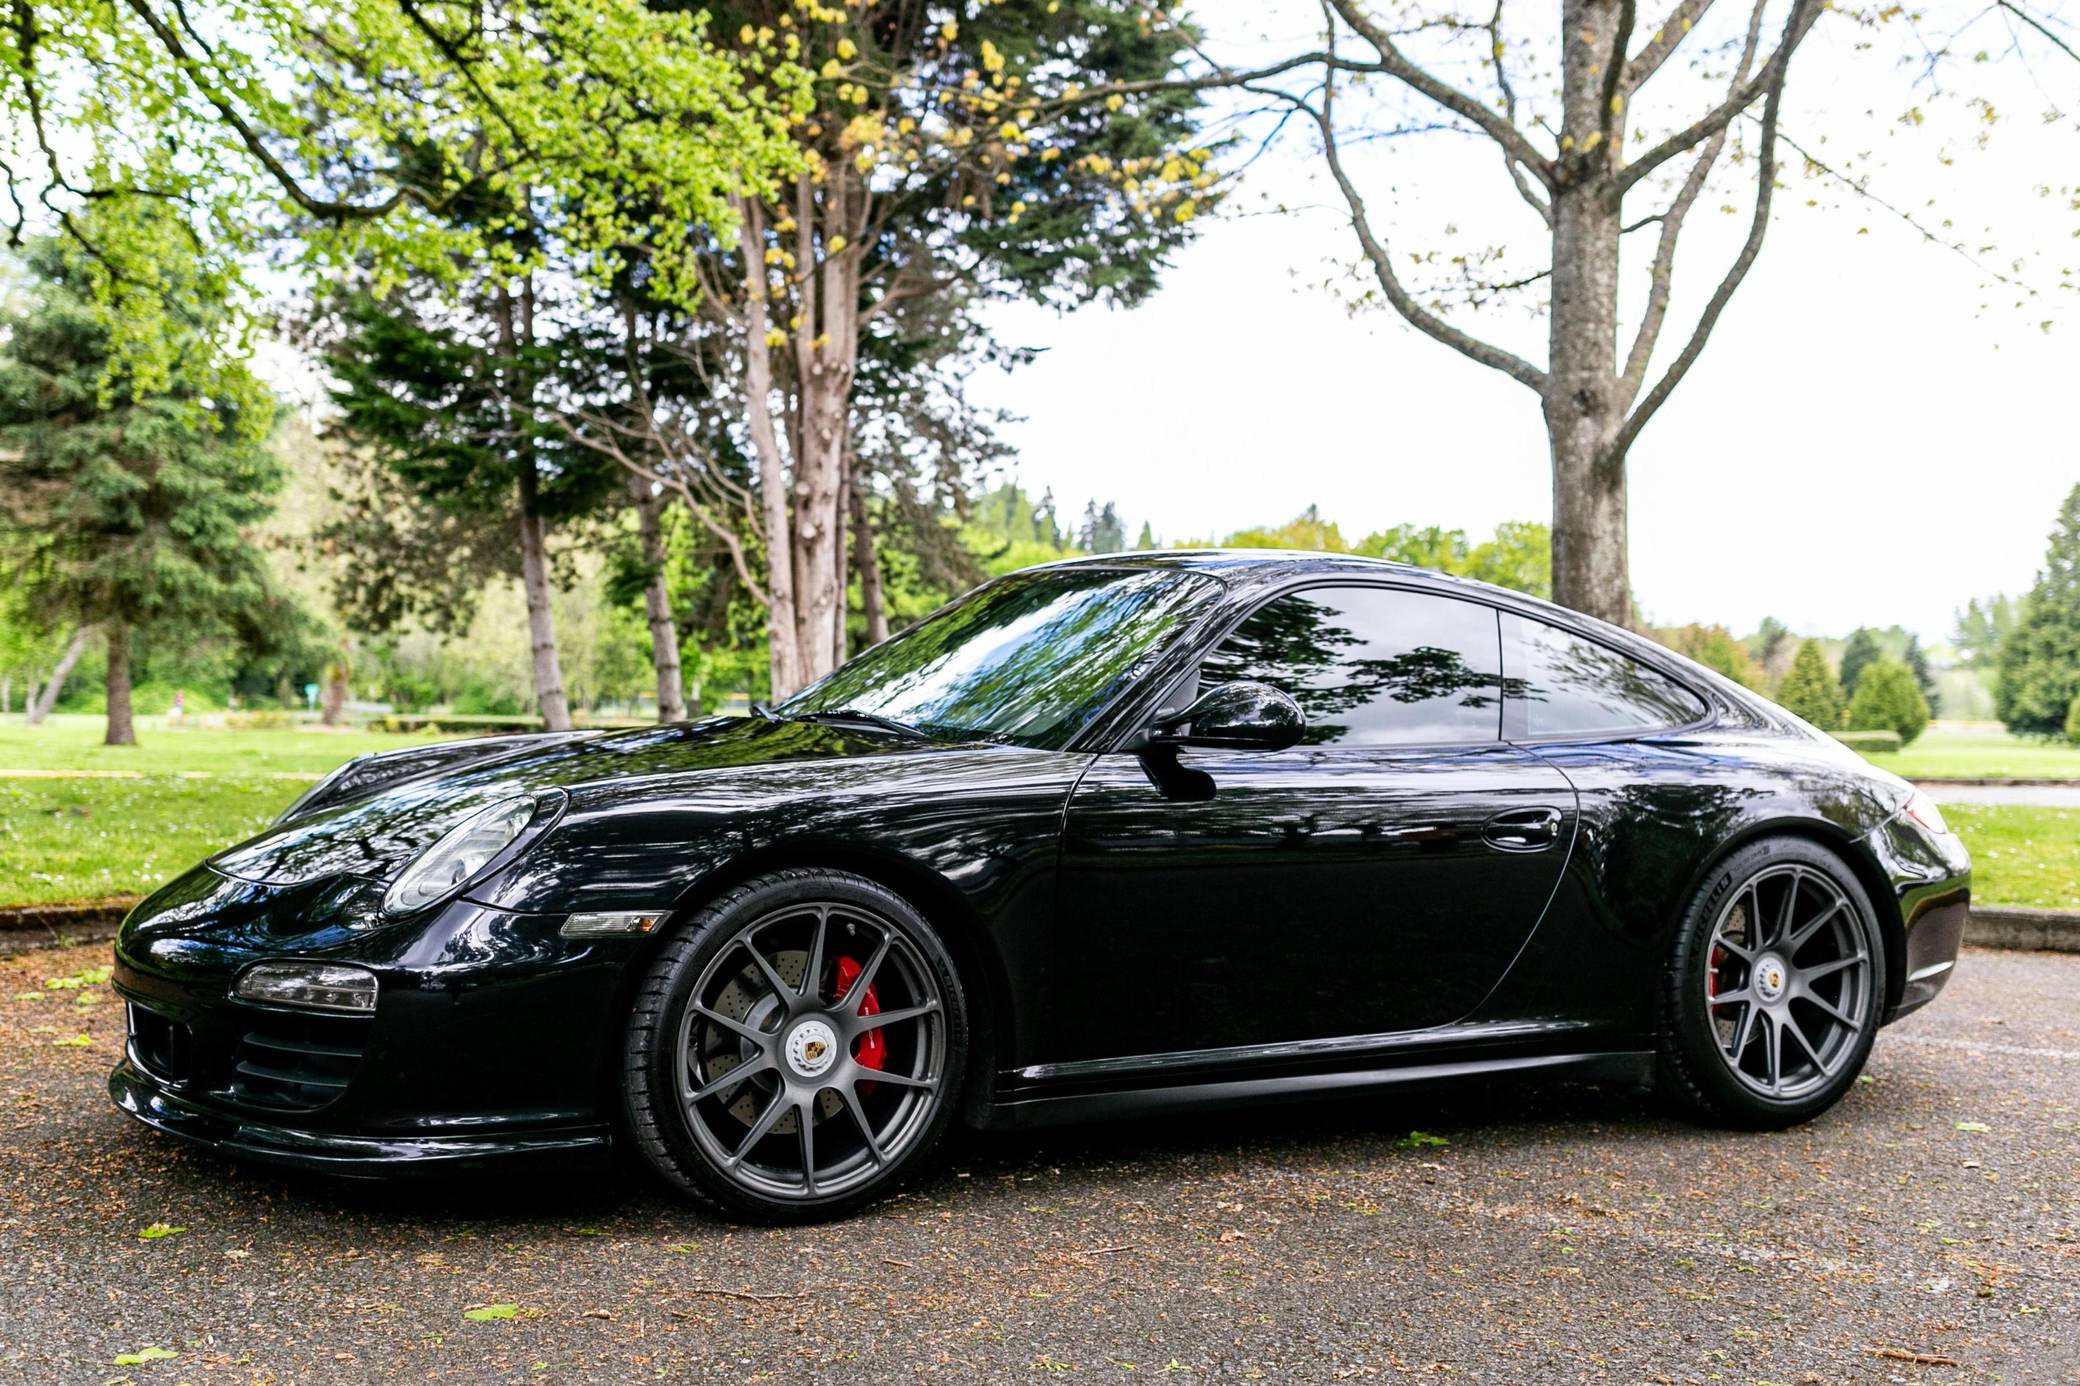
<box><xmin>779</xmin><ymin>566</ymin><xmax>1223</xmax><ymax>749</ymax></box>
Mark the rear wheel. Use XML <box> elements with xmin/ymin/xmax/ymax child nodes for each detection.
<box><xmin>1657</xmin><ymin>838</ymin><xmax>1885</xmax><ymax>1129</ymax></box>
<box><xmin>623</xmin><ymin>869</ymin><xmax>967</xmax><ymax>1222</ymax></box>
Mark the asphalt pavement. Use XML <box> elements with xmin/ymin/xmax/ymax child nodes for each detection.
<box><xmin>2</xmin><ymin>943</ymin><xmax>2074</xmax><ymax>1384</ymax></box>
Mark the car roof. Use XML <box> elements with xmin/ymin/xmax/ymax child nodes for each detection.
<box><xmin>1028</xmin><ymin>548</ymin><xmax>1483</xmax><ymax>599</ymax></box>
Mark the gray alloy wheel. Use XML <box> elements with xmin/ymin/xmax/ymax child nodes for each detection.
<box><xmin>623</xmin><ymin>869</ymin><xmax>966</xmax><ymax>1221</ymax></box>
<box><xmin>1656</xmin><ymin>837</ymin><xmax>1887</xmax><ymax>1130</ymax></box>
<box><xmin>1701</xmin><ymin>863</ymin><xmax>1875</xmax><ymax>1101</ymax></box>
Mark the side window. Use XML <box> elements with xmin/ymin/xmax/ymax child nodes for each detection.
<box><xmin>1501</xmin><ymin>612</ymin><xmax>1706</xmax><ymax>739</ymax></box>
<box><xmin>1199</xmin><ymin>586</ymin><xmax>1502</xmax><ymax>747</ymax></box>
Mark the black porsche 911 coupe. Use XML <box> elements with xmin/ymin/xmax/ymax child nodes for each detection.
<box><xmin>110</xmin><ymin>552</ymin><xmax>1970</xmax><ymax>1220</ymax></box>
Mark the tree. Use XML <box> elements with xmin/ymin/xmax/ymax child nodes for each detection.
<box><xmin>1750</xmin><ymin>616</ymin><xmax>1793</xmax><ymax>689</ymax></box>
<box><xmin>1954</xmin><ymin>595</ymin><xmax>2015</xmax><ymax>669</ymax></box>
<box><xmin>1996</xmin><ymin>484</ymin><xmax>2080</xmax><ymax>737</ymax></box>
<box><xmin>2067</xmin><ymin>691</ymin><xmax>2080</xmax><ymax>747</ymax></box>
<box><xmin>1847</xmin><ymin>657</ymin><xmax>1930</xmax><ymax>746</ymax></box>
<box><xmin>574</xmin><ymin>0</ymin><xmax>1209</xmax><ymax>697</ymax></box>
<box><xmin>1229</xmin><ymin>505</ymin><xmax>1350</xmax><ymax>552</ymax></box>
<box><xmin>1775</xmin><ymin>639</ymin><xmax>1844</xmax><ymax>730</ymax></box>
<box><xmin>1078</xmin><ymin>501</ymin><xmax>1129</xmax><ymax>554</ymax></box>
<box><xmin>0</xmin><ymin>0</ymin><xmax>794</xmax><ymax>380</ymax></box>
<box><xmin>0</xmin><ymin>218</ymin><xmax>281</xmax><ymax>745</ymax></box>
<box><xmin>1135</xmin><ymin>521</ymin><xmax>1158</xmax><ymax>550</ymax></box>
<box><xmin>1837</xmin><ymin>628</ymin><xmax>1883</xmax><ymax>699</ymax></box>
<box><xmin>1111</xmin><ymin>0</ymin><xmax>1824</xmax><ymax>623</ymax></box>
<box><xmin>1654</xmin><ymin>624</ymin><xmax>1761</xmax><ymax>689</ymax></box>
<box><xmin>1357</xmin><ymin>520</ymin><xmax>1552</xmax><ymax>597</ymax></box>
<box><xmin>1901</xmin><ymin>634</ymin><xmax>1940</xmax><ymax>716</ymax></box>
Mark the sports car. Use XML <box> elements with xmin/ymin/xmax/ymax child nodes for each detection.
<box><xmin>110</xmin><ymin>552</ymin><xmax>1971</xmax><ymax>1221</ymax></box>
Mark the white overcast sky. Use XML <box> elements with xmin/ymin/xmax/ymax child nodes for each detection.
<box><xmin>969</xmin><ymin>0</ymin><xmax>2079</xmax><ymax>643</ymax></box>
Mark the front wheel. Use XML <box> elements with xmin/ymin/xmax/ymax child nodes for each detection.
<box><xmin>622</xmin><ymin>869</ymin><xmax>968</xmax><ymax>1222</ymax></box>
<box><xmin>1656</xmin><ymin>838</ymin><xmax>1887</xmax><ymax>1129</ymax></box>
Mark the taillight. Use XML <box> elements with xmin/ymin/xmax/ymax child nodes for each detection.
<box><xmin>1902</xmin><ymin>789</ymin><xmax>1950</xmax><ymax>836</ymax></box>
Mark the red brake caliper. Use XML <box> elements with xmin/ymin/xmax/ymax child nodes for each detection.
<box><xmin>832</xmin><ymin>956</ymin><xmax>886</xmax><ymax>1086</ymax></box>
<box><xmin>1707</xmin><ymin>945</ymin><xmax>1728</xmax><ymax>1003</ymax></box>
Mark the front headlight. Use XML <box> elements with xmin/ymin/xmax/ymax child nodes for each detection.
<box><xmin>383</xmin><ymin>795</ymin><xmax>540</xmax><ymax>916</ymax></box>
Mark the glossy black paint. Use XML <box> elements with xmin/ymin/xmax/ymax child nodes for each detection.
<box><xmin>109</xmin><ymin>552</ymin><xmax>1971</xmax><ymax>1172</ymax></box>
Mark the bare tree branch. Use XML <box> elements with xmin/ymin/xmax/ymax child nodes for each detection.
<box><xmin>1624</xmin><ymin>0</ymin><xmax>1719</xmax><ymax>89</ymax></box>
<box><xmin>1274</xmin><ymin>70</ymin><xmax>1547</xmax><ymax>393</ymax></box>
<box><xmin>1618</xmin><ymin>0</ymin><xmax>1766</xmax><ymax>401</ymax></box>
<box><xmin>1325</xmin><ymin>0</ymin><xmax>1555</xmax><ymax>190</ymax></box>
<box><xmin>1488</xmin><ymin>0</ymin><xmax>1552</xmax><ymax>225</ymax></box>
<box><xmin>1995</xmin><ymin>0</ymin><xmax>2080</xmax><ymax>62</ymax></box>
<box><xmin>1609</xmin><ymin>0</ymin><xmax>1816</xmax><ymax>463</ymax></box>
<box><xmin>1600</xmin><ymin>0</ymin><xmax>1638</xmax><ymax>144</ymax></box>
<box><xmin>1617</xmin><ymin>0</ymin><xmax>1823</xmax><ymax>192</ymax></box>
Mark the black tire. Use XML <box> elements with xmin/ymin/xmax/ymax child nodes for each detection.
<box><xmin>622</xmin><ymin>868</ymin><xmax>969</xmax><ymax>1223</ymax></box>
<box><xmin>1655</xmin><ymin>836</ymin><xmax>1887</xmax><ymax>1130</ymax></box>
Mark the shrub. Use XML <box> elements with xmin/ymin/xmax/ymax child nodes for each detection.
<box><xmin>1847</xmin><ymin>658</ymin><xmax>1931</xmax><ymax>746</ymax></box>
<box><xmin>1833</xmin><ymin>729</ymin><xmax>1904</xmax><ymax>754</ymax></box>
<box><xmin>1775</xmin><ymin>639</ymin><xmax>1845</xmax><ymax>730</ymax></box>
<box><xmin>2067</xmin><ymin>691</ymin><xmax>2080</xmax><ymax>746</ymax></box>
<box><xmin>1653</xmin><ymin>623</ymin><xmax>1762</xmax><ymax>690</ymax></box>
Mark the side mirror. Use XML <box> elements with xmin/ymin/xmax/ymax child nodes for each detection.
<box><xmin>1149</xmin><ymin>680</ymin><xmax>1306</xmax><ymax>753</ymax></box>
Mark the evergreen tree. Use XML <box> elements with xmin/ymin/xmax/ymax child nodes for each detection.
<box><xmin>1837</xmin><ymin>628</ymin><xmax>1883</xmax><ymax>698</ymax></box>
<box><xmin>1954</xmin><ymin>596</ymin><xmax>2016</xmax><ymax>669</ymax></box>
<box><xmin>1901</xmin><ymin>635</ymin><xmax>1940</xmax><ymax>715</ymax></box>
<box><xmin>1847</xmin><ymin>658</ymin><xmax>1931</xmax><ymax>745</ymax></box>
<box><xmin>1135</xmin><ymin>521</ymin><xmax>1158</xmax><ymax>550</ymax></box>
<box><xmin>1997</xmin><ymin>485</ymin><xmax>2080</xmax><ymax>736</ymax></box>
<box><xmin>0</xmin><ymin>219</ymin><xmax>281</xmax><ymax>745</ymax></box>
<box><xmin>1775</xmin><ymin>639</ymin><xmax>1846</xmax><ymax>731</ymax></box>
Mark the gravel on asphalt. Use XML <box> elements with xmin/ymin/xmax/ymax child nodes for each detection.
<box><xmin>2</xmin><ymin>944</ymin><xmax>2074</xmax><ymax>1384</ymax></box>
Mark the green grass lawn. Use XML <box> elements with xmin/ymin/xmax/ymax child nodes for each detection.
<box><xmin>0</xmin><ymin>716</ymin><xmax>455</xmax><ymax>907</ymax></box>
<box><xmin>1862</xmin><ymin>725</ymin><xmax>2080</xmax><ymax>782</ymax></box>
<box><xmin>0</xmin><ymin>716</ymin><xmax>2073</xmax><ymax>912</ymax></box>
<box><xmin>1942</xmin><ymin>805</ymin><xmax>2080</xmax><ymax>914</ymax></box>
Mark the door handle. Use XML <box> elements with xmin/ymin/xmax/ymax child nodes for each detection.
<box><xmin>1483</xmin><ymin>806</ymin><xmax>1564</xmax><ymax>853</ymax></box>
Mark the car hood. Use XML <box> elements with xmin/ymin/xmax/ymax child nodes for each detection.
<box><xmin>209</xmin><ymin>717</ymin><xmax>954</xmax><ymax>888</ymax></box>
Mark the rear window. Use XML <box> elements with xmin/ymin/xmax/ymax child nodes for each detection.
<box><xmin>1502</xmin><ymin>613</ymin><xmax>1706</xmax><ymax>740</ymax></box>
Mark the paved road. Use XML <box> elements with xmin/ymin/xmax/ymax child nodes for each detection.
<box><xmin>3</xmin><ymin>945</ymin><xmax>2074</xmax><ymax>1385</ymax></box>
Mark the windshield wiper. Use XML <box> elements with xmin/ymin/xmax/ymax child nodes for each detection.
<box><xmin>787</xmin><ymin>708</ymin><xmax>934</xmax><ymax>741</ymax></box>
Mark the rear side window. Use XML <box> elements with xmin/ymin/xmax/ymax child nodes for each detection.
<box><xmin>1199</xmin><ymin>586</ymin><xmax>1503</xmax><ymax>746</ymax></box>
<box><xmin>1501</xmin><ymin>612</ymin><xmax>1706</xmax><ymax>740</ymax></box>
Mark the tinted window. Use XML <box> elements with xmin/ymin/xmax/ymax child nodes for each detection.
<box><xmin>782</xmin><ymin>567</ymin><xmax>1222</xmax><ymax>749</ymax></box>
<box><xmin>1501</xmin><ymin>613</ymin><xmax>1706</xmax><ymax>739</ymax></box>
<box><xmin>1199</xmin><ymin>586</ymin><xmax>1502</xmax><ymax>746</ymax></box>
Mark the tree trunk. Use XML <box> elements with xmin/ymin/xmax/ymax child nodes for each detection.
<box><xmin>631</xmin><ymin>476</ymin><xmax>687</xmax><ymax>722</ymax></box>
<box><xmin>515</xmin><ymin>500</ymin><xmax>572</xmax><ymax>731</ymax></box>
<box><xmin>1545</xmin><ymin>0</ymin><xmax>1631</xmax><ymax>628</ymax></box>
<box><xmin>104</xmin><ymin>621</ymin><xmax>136</xmax><ymax>746</ymax></box>
<box><xmin>737</xmin><ymin>198</ymin><xmax>805</xmax><ymax>701</ymax></box>
<box><xmin>27</xmin><ymin>626</ymin><xmax>89</xmax><ymax>725</ymax></box>
<box><xmin>786</xmin><ymin>191</ymin><xmax>860</xmax><ymax>689</ymax></box>
<box><xmin>319</xmin><ymin>661</ymin><xmax>349</xmax><ymax>726</ymax></box>
<box><xmin>851</xmin><ymin>466</ymin><xmax>889</xmax><ymax>647</ymax></box>
<box><xmin>497</xmin><ymin>278</ymin><xmax>573</xmax><ymax>732</ymax></box>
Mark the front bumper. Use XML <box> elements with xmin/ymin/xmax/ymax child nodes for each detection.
<box><xmin>1865</xmin><ymin>810</ymin><xmax>1973</xmax><ymax>1023</ymax></box>
<box><xmin>107</xmin><ymin>864</ymin><xmax>642</xmax><ymax>1171</ymax></box>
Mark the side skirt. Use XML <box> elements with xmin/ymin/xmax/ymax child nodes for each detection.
<box><xmin>978</xmin><ymin>1049</ymin><xmax>1654</xmax><ymax>1131</ymax></box>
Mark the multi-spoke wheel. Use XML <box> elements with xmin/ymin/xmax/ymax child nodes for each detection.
<box><xmin>1657</xmin><ymin>838</ymin><xmax>1887</xmax><ymax>1129</ymax></box>
<box><xmin>623</xmin><ymin>870</ymin><xmax>967</xmax><ymax>1221</ymax></box>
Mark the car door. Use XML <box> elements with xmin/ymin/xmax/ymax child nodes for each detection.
<box><xmin>1047</xmin><ymin>583</ymin><xmax>1579</xmax><ymax>1069</ymax></box>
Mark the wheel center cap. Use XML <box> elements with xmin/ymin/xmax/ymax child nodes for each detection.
<box><xmin>785</xmin><ymin>1019</ymin><xmax>840</xmax><ymax>1079</ymax></box>
<box><xmin>1754</xmin><ymin>953</ymin><xmax>1789</xmax><ymax>1004</ymax></box>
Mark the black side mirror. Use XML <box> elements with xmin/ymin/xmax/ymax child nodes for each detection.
<box><xmin>1149</xmin><ymin>680</ymin><xmax>1306</xmax><ymax>752</ymax></box>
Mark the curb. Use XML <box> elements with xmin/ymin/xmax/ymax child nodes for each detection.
<box><xmin>1966</xmin><ymin>906</ymin><xmax>2080</xmax><ymax>954</ymax></box>
<box><xmin>0</xmin><ymin>898</ymin><xmax>138</xmax><ymax>955</ymax></box>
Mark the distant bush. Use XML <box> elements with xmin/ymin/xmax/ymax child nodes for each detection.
<box><xmin>2067</xmin><ymin>692</ymin><xmax>2080</xmax><ymax>746</ymax></box>
<box><xmin>1847</xmin><ymin>658</ymin><xmax>1931</xmax><ymax>746</ymax></box>
<box><xmin>1652</xmin><ymin>623</ymin><xmax>1762</xmax><ymax>690</ymax></box>
<box><xmin>1775</xmin><ymin>639</ymin><xmax>1845</xmax><ymax>730</ymax></box>
<box><xmin>1833</xmin><ymin>729</ymin><xmax>1903</xmax><ymax>754</ymax></box>
<box><xmin>224</xmin><ymin>709</ymin><xmax>299</xmax><ymax>730</ymax></box>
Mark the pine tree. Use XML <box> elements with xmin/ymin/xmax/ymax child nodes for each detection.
<box><xmin>1847</xmin><ymin>658</ymin><xmax>1931</xmax><ymax>745</ymax></box>
<box><xmin>1902</xmin><ymin>635</ymin><xmax>1940</xmax><ymax>715</ymax></box>
<box><xmin>0</xmin><ymin>218</ymin><xmax>281</xmax><ymax>746</ymax></box>
<box><xmin>1776</xmin><ymin>639</ymin><xmax>1846</xmax><ymax>731</ymax></box>
<box><xmin>1996</xmin><ymin>485</ymin><xmax>2080</xmax><ymax>737</ymax></box>
<box><xmin>1837</xmin><ymin>628</ymin><xmax>1882</xmax><ymax>699</ymax></box>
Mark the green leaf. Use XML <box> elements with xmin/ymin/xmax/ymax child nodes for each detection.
<box><xmin>52</xmin><ymin>1034</ymin><xmax>93</xmax><ymax>1048</ymax></box>
<box><xmin>1955</xmin><ymin>1120</ymin><xmax>1991</xmax><ymax>1133</ymax></box>
<box><xmin>463</xmin><ymin>1303</ymin><xmax>519</xmax><ymax>1321</ymax></box>
<box><xmin>111</xmin><ymin>1347</ymin><xmax>177</xmax><ymax>1366</ymax></box>
<box><xmin>137</xmin><ymin>1223</ymin><xmax>186</xmax><ymax>1240</ymax></box>
<box><xmin>1398</xmin><ymin>1130</ymin><xmax>1450</xmax><ymax>1149</ymax></box>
